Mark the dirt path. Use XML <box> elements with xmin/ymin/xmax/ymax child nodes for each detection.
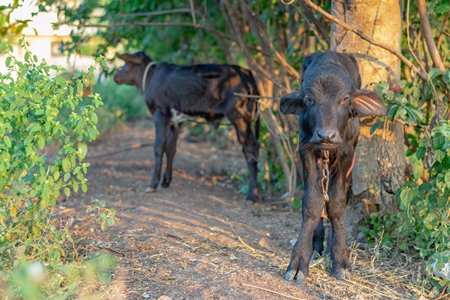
<box><xmin>57</xmin><ymin>122</ymin><xmax>415</xmax><ymax>300</ymax></box>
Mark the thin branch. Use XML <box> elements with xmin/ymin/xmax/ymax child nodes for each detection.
<box><xmin>233</xmin><ymin>92</ymin><xmax>278</xmax><ymax>100</ymax></box>
<box><xmin>295</xmin><ymin>1</ymin><xmax>329</xmax><ymax>46</ymax></box>
<box><xmin>417</xmin><ymin>0</ymin><xmax>445</xmax><ymax>71</ymax></box>
<box><xmin>87</xmin><ymin>142</ymin><xmax>154</xmax><ymax>158</ymax></box>
<box><xmin>302</xmin><ymin>0</ymin><xmax>428</xmax><ymax>81</ymax></box>
<box><xmin>436</xmin><ymin>11</ymin><xmax>450</xmax><ymax>50</ymax></box>
<box><xmin>116</xmin><ymin>8</ymin><xmax>201</xmax><ymax>18</ymax></box>
<box><xmin>189</xmin><ymin>0</ymin><xmax>197</xmax><ymax>27</ymax></box>
<box><xmin>55</xmin><ymin>21</ymin><xmax>235</xmax><ymax>42</ymax></box>
<box><xmin>56</xmin><ymin>20</ymin><xmax>272</xmax><ymax>58</ymax></box>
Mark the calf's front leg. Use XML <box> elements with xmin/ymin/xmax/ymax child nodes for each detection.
<box><xmin>285</xmin><ymin>188</ymin><xmax>324</xmax><ymax>283</ymax></box>
<box><xmin>146</xmin><ymin>110</ymin><xmax>171</xmax><ymax>193</ymax></box>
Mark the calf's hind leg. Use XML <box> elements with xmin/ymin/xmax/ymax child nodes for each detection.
<box><xmin>326</xmin><ymin>188</ymin><xmax>352</xmax><ymax>280</ymax></box>
<box><xmin>162</xmin><ymin>124</ymin><xmax>180</xmax><ymax>188</ymax></box>
<box><xmin>146</xmin><ymin>110</ymin><xmax>171</xmax><ymax>193</ymax></box>
<box><xmin>232</xmin><ymin>117</ymin><xmax>260</xmax><ymax>202</ymax></box>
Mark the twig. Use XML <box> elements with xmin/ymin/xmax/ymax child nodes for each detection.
<box><xmin>86</xmin><ymin>142</ymin><xmax>154</xmax><ymax>158</ymax></box>
<box><xmin>436</xmin><ymin>11</ymin><xmax>450</xmax><ymax>50</ymax></box>
<box><xmin>94</xmin><ymin>245</ymin><xmax>127</xmax><ymax>257</ymax></box>
<box><xmin>302</xmin><ymin>0</ymin><xmax>427</xmax><ymax>81</ymax></box>
<box><xmin>55</xmin><ymin>21</ymin><xmax>235</xmax><ymax>43</ymax></box>
<box><xmin>233</xmin><ymin>92</ymin><xmax>278</xmax><ymax>100</ymax></box>
<box><xmin>189</xmin><ymin>0</ymin><xmax>197</xmax><ymax>27</ymax></box>
<box><xmin>295</xmin><ymin>2</ymin><xmax>329</xmax><ymax>46</ymax></box>
<box><xmin>241</xmin><ymin>283</ymin><xmax>302</xmax><ymax>300</ymax></box>
<box><xmin>227</xmin><ymin>220</ymin><xmax>256</xmax><ymax>253</ymax></box>
<box><xmin>345</xmin><ymin>280</ymin><xmax>408</xmax><ymax>300</ymax></box>
<box><xmin>417</xmin><ymin>0</ymin><xmax>445</xmax><ymax>71</ymax></box>
<box><xmin>55</xmin><ymin>20</ymin><xmax>270</xmax><ymax>57</ymax></box>
<box><xmin>117</xmin><ymin>8</ymin><xmax>201</xmax><ymax>19</ymax></box>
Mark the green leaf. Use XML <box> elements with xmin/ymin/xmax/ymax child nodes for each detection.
<box><xmin>399</xmin><ymin>186</ymin><xmax>418</xmax><ymax>210</ymax></box>
<box><xmin>424</xmin><ymin>213</ymin><xmax>438</xmax><ymax>230</ymax></box>
<box><xmin>91</xmin><ymin>112</ymin><xmax>98</xmax><ymax>124</ymax></box>
<box><xmin>435</xmin><ymin>149</ymin><xmax>445</xmax><ymax>162</ymax></box>
<box><xmin>64</xmin><ymin>173</ymin><xmax>71</xmax><ymax>182</ymax></box>
<box><xmin>370</xmin><ymin>118</ymin><xmax>383</xmax><ymax>135</ymax></box>
<box><xmin>415</xmin><ymin>147</ymin><xmax>426</xmax><ymax>160</ymax></box>
<box><xmin>5</xmin><ymin>56</ymin><xmax>11</xmax><ymax>67</ymax></box>
<box><xmin>435</xmin><ymin>4</ymin><xmax>450</xmax><ymax>13</ymax></box>
<box><xmin>78</xmin><ymin>142</ymin><xmax>88</xmax><ymax>159</ymax></box>
<box><xmin>3</xmin><ymin>136</ymin><xmax>11</xmax><ymax>148</ymax></box>
<box><xmin>77</xmin><ymin>81</ymin><xmax>83</xmax><ymax>95</ymax></box>
<box><xmin>72</xmin><ymin>72</ymin><xmax>83</xmax><ymax>80</ymax></box>
<box><xmin>64</xmin><ymin>187</ymin><xmax>71</xmax><ymax>197</ymax></box>
<box><xmin>62</xmin><ymin>157</ymin><xmax>71</xmax><ymax>173</ymax></box>
<box><xmin>38</xmin><ymin>136</ymin><xmax>45</xmax><ymax>149</ymax></box>
<box><xmin>73</xmin><ymin>181</ymin><xmax>79</xmax><ymax>192</ymax></box>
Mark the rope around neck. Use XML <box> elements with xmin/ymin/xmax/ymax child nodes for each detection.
<box><xmin>141</xmin><ymin>61</ymin><xmax>156</xmax><ymax>95</ymax></box>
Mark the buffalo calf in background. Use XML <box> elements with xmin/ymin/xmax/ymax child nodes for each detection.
<box><xmin>114</xmin><ymin>52</ymin><xmax>260</xmax><ymax>201</ymax></box>
<box><xmin>280</xmin><ymin>51</ymin><xmax>387</xmax><ymax>282</ymax></box>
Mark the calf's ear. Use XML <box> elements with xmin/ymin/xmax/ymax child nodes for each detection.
<box><xmin>118</xmin><ymin>54</ymin><xmax>144</xmax><ymax>65</ymax></box>
<box><xmin>352</xmin><ymin>89</ymin><xmax>387</xmax><ymax>117</ymax></box>
<box><xmin>280</xmin><ymin>91</ymin><xmax>303</xmax><ymax>115</ymax></box>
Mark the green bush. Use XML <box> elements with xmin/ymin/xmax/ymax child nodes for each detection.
<box><xmin>363</xmin><ymin>72</ymin><xmax>450</xmax><ymax>290</ymax></box>
<box><xmin>0</xmin><ymin>38</ymin><xmax>117</xmax><ymax>298</ymax></box>
<box><xmin>93</xmin><ymin>79</ymin><xmax>148</xmax><ymax>126</ymax></box>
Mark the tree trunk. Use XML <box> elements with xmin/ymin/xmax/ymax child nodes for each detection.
<box><xmin>330</xmin><ymin>0</ymin><xmax>408</xmax><ymax>242</ymax></box>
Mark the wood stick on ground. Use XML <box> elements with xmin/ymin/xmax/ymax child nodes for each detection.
<box><xmin>227</xmin><ymin>220</ymin><xmax>256</xmax><ymax>253</ymax></box>
<box><xmin>87</xmin><ymin>142</ymin><xmax>154</xmax><ymax>158</ymax></box>
<box><xmin>227</xmin><ymin>220</ymin><xmax>275</xmax><ymax>257</ymax></box>
<box><xmin>241</xmin><ymin>283</ymin><xmax>302</xmax><ymax>300</ymax></box>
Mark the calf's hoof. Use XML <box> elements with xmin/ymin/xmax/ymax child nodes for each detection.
<box><xmin>144</xmin><ymin>187</ymin><xmax>156</xmax><ymax>194</ymax></box>
<box><xmin>246</xmin><ymin>192</ymin><xmax>261</xmax><ymax>203</ymax></box>
<box><xmin>285</xmin><ymin>269</ymin><xmax>306</xmax><ymax>283</ymax></box>
<box><xmin>333</xmin><ymin>269</ymin><xmax>352</xmax><ymax>281</ymax></box>
<box><xmin>161</xmin><ymin>181</ymin><xmax>170</xmax><ymax>188</ymax></box>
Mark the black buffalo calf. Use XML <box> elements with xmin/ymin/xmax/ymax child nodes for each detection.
<box><xmin>280</xmin><ymin>51</ymin><xmax>387</xmax><ymax>282</ymax></box>
<box><xmin>114</xmin><ymin>52</ymin><xmax>260</xmax><ymax>201</ymax></box>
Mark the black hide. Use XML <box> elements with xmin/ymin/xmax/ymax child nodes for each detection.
<box><xmin>280</xmin><ymin>51</ymin><xmax>386</xmax><ymax>282</ymax></box>
<box><xmin>114</xmin><ymin>52</ymin><xmax>260</xmax><ymax>201</ymax></box>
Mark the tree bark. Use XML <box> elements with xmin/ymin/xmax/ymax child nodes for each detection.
<box><xmin>330</xmin><ymin>0</ymin><xmax>407</xmax><ymax>242</ymax></box>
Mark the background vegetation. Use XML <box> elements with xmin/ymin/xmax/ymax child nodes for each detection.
<box><xmin>0</xmin><ymin>0</ymin><xmax>449</xmax><ymax>297</ymax></box>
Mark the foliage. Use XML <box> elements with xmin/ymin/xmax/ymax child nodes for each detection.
<box><xmin>0</xmin><ymin>38</ymin><xmax>117</xmax><ymax>298</ymax></box>
<box><xmin>6</xmin><ymin>0</ymin><xmax>449</xmax><ymax>291</ymax></box>
<box><xmin>364</xmin><ymin>68</ymin><xmax>450</xmax><ymax>288</ymax></box>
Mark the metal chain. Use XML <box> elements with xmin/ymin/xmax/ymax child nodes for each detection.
<box><xmin>321</xmin><ymin>150</ymin><xmax>330</xmax><ymax>202</ymax></box>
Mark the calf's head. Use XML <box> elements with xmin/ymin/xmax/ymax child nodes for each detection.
<box><xmin>280</xmin><ymin>52</ymin><xmax>387</xmax><ymax>150</ymax></box>
<box><xmin>114</xmin><ymin>52</ymin><xmax>152</xmax><ymax>87</ymax></box>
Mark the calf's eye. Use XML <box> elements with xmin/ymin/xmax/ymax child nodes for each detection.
<box><xmin>304</xmin><ymin>96</ymin><xmax>313</xmax><ymax>105</ymax></box>
<box><xmin>340</xmin><ymin>96</ymin><xmax>350</xmax><ymax>105</ymax></box>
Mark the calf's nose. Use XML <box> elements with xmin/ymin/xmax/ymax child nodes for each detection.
<box><xmin>317</xmin><ymin>130</ymin><xmax>336</xmax><ymax>143</ymax></box>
